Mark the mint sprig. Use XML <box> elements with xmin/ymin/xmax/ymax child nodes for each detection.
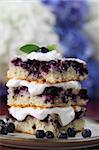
<box><xmin>20</xmin><ymin>44</ymin><xmax>40</xmax><ymax>54</ymax></box>
<box><xmin>47</xmin><ymin>44</ymin><xmax>57</xmax><ymax>51</ymax></box>
<box><xmin>19</xmin><ymin>43</ymin><xmax>57</xmax><ymax>54</ymax></box>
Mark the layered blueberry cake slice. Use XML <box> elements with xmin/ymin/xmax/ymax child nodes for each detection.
<box><xmin>7</xmin><ymin>50</ymin><xmax>88</xmax><ymax>83</ymax></box>
<box><xmin>7</xmin><ymin>79</ymin><xmax>88</xmax><ymax>108</ymax></box>
<box><xmin>7</xmin><ymin>45</ymin><xmax>89</xmax><ymax>138</ymax></box>
<box><xmin>9</xmin><ymin>106</ymin><xmax>85</xmax><ymax>135</ymax></box>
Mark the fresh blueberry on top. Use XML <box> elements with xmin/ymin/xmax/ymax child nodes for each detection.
<box><xmin>6</xmin><ymin>122</ymin><xmax>15</xmax><ymax>133</ymax></box>
<box><xmin>67</xmin><ymin>128</ymin><xmax>77</xmax><ymax>137</ymax></box>
<box><xmin>39</xmin><ymin>47</ymin><xmax>49</xmax><ymax>53</ymax></box>
<box><xmin>0</xmin><ymin>120</ymin><xmax>5</xmax><ymax>126</ymax></box>
<box><xmin>82</xmin><ymin>129</ymin><xmax>92</xmax><ymax>138</ymax></box>
<box><xmin>36</xmin><ymin>130</ymin><xmax>45</xmax><ymax>138</ymax></box>
<box><xmin>58</xmin><ymin>131</ymin><xmax>68</xmax><ymax>139</ymax></box>
<box><xmin>45</xmin><ymin>131</ymin><xmax>54</xmax><ymax>139</ymax></box>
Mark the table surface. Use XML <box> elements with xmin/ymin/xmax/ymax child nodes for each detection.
<box><xmin>0</xmin><ymin>145</ymin><xmax>99</xmax><ymax>150</ymax></box>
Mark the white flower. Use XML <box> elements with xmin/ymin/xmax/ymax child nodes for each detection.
<box><xmin>0</xmin><ymin>0</ymin><xmax>59</xmax><ymax>63</ymax></box>
<box><xmin>84</xmin><ymin>0</ymin><xmax>99</xmax><ymax>59</ymax></box>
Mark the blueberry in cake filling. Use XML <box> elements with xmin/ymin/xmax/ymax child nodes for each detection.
<box><xmin>13</xmin><ymin>86</ymin><xmax>28</xmax><ymax>95</ymax></box>
<box><xmin>78</xmin><ymin>89</ymin><xmax>88</xmax><ymax>99</ymax></box>
<box><xmin>75</xmin><ymin>107</ymin><xmax>86</xmax><ymax>119</ymax></box>
<box><xmin>11</xmin><ymin>58</ymin><xmax>88</xmax><ymax>76</ymax></box>
<box><xmin>8</xmin><ymin>82</ymin><xmax>88</xmax><ymax>107</ymax></box>
<box><xmin>9</xmin><ymin>51</ymin><xmax>88</xmax><ymax>83</ymax></box>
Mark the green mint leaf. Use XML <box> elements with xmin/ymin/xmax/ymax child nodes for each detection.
<box><xmin>47</xmin><ymin>44</ymin><xmax>57</xmax><ymax>51</ymax></box>
<box><xmin>20</xmin><ymin>44</ymin><xmax>40</xmax><ymax>54</ymax></box>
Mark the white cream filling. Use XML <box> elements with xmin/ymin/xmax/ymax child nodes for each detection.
<box><xmin>13</xmin><ymin>50</ymin><xmax>86</xmax><ymax>64</ymax></box>
<box><xmin>27</xmin><ymin>50</ymin><xmax>64</xmax><ymax>61</ymax></box>
<box><xmin>27</xmin><ymin>50</ymin><xmax>86</xmax><ymax>64</ymax></box>
<box><xmin>9</xmin><ymin>106</ymin><xmax>75</xmax><ymax>126</ymax></box>
<box><xmin>6</xmin><ymin>79</ymin><xmax>81</xmax><ymax>96</ymax></box>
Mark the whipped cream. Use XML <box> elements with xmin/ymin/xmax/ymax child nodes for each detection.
<box><xmin>7</xmin><ymin>79</ymin><xmax>81</xmax><ymax>96</ymax></box>
<box><xmin>12</xmin><ymin>50</ymin><xmax>86</xmax><ymax>65</ymax></box>
<box><xmin>9</xmin><ymin>106</ymin><xmax>75</xmax><ymax>126</ymax></box>
<box><xmin>65</xmin><ymin>58</ymin><xmax>86</xmax><ymax>65</ymax></box>
<box><xmin>26</xmin><ymin>50</ymin><xmax>64</xmax><ymax>61</ymax></box>
<box><xmin>17</xmin><ymin>50</ymin><xmax>86</xmax><ymax>64</ymax></box>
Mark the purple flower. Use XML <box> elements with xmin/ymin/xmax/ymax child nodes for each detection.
<box><xmin>42</xmin><ymin>0</ymin><xmax>88</xmax><ymax>27</ymax></box>
<box><xmin>82</xmin><ymin>59</ymin><xmax>99</xmax><ymax>99</ymax></box>
<box><xmin>59</xmin><ymin>28</ymin><xmax>93</xmax><ymax>60</ymax></box>
<box><xmin>0</xmin><ymin>83</ymin><xmax>7</xmax><ymax>98</ymax></box>
<box><xmin>42</xmin><ymin>0</ymin><xmax>60</xmax><ymax>5</ymax></box>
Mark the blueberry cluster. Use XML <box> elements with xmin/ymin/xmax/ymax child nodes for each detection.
<box><xmin>42</xmin><ymin>87</ymin><xmax>88</xmax><ymax>105</ymax></box>
<box><xmin>35</xmin><ymin>128</ymin><xmax>91</xmax><ymax>139</ymax></box>
<box><xmin>42</xmin><ymin>86</ymin><xmax>63</xmax><ymax>104</ymax></box>
<box><xmin>11</xmin><ymin>58</ymin><xmax>88</xmax><ymax>79</ymax></box>
<box><xmin>12</xmin><ymin>85</ymin><xmax>88</xmax><ymax>107</ymax></box>
<box><xmin>36</xmin><ymin>130</ymin><xmax>54</xmax><ymax>139</ymax></box>
<box><xmin>14</xmin><ymin>86</ymin><xmax>28</xmax><ymax>95</ymax></box>
<box><xmin>0</xmin><ymin>119</ymin><xmax>15</xmax><ymax>135</ymax></box>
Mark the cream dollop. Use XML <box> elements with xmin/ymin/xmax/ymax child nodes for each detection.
<box><xmin>23</xmin><ymin>50</ymin><xmax>86</xmax><ymax>64</ymax></box>
<box><xmin>27</xmin><ymin>50</ymin><xmax>64</xmax><ymax>61</ymax></box>
<box><xmin>9</xmin><ymin>106</ymin><xmax>75</xmax><ymax>126</ymax></box>
<box><xmin>6</xmin><ymin>79</ymin><xmax>81</xmax><ymax>96</ymax></box>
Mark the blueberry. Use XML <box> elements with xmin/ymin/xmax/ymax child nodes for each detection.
<box><xmin>82</xmin><ymin>129</ymin><xmax>92</xmax><ymax>138</ymax></box>
<box><xmin>49</xmin><ymin>60</ymin><xmax>56</xmax><ymax>67</ymax></box>
<box><xmin>36</xmin><ymin>130</ymin><xmax>45</xmax><ymax>138</ymax></box>
<box><xmin>20</xmin><ymin>86</ymin><xmax>28</xmax><ymax>92</ymax></box>
<box><xmin>61</xmin><ymin>95</ymin><xmax>68</xmax><ymax>103</ymax></box>
<box><xmin>67</xmin><ymin>128</ymin><xmax>77</xmax><ymax>137</ymax></box>
<box><xmin>0</xmin><ymin>125</ymin><xmax>8</xmax><ymax>135</ymax></box>
<box><xmin>41</xmin><ymin>61</ymin><xmax>50</xmax><ymax>73</ymax></box>
<box><xmin>61</xmin><ymin>62</ymin><xmax>68</xmax><ymax>71</ymax></box>
<box><xmin>78</xmin><ymin>89</ymin><xmax>88</xmax><ymax>100</ymax></box>
<box><xmin>6</xmin><ymin>122</ymin><xmax>15</xmax><ymax>133</ymax></box>
<box><xmin>0</xmin><ymin>125</ymin><xmax>4</xmax><ymax>134</ymax></box>
<box><xmin>54</xmin><ymin>120</ymin><xmax>62</xmax><ymax>128</ymax></box>
<box><xmin>71</xmin><ymin>94</ymin><xmax>77</xmax><ymax>101</ymax></box>
<box><xmin>11</xmin><ymin>58</ymin><xmax>22</xmax><ymax>66</ymax></box>
<box><xmin>32</xmin><ymin>124</ymin><xmax>36</xmax><ymax>130</ymax></box>
<box><xmin>39</xmin><ymin>47</ymin><xmax>49</xmax><ymax>53</ymax></box>
<box><xmin>45</xmin><ymin>95</ymin><xmax>53</xmax><ymax>104</ymax></box>
<box><xmin>14</xmin><ymin>88</ymin><xmax>20</xmax><ymax>95</ymax></box>
<box><xmin>45</xmin><ymin>86</ymin><xmax>59</xmax><ymax>96</ymax></box>
<box><xmin>75</xmin><ymin>110</ymin><xmax>84</xmax><ymax>119</ymax></box>
<box><xmin>0</xmin><ymin>119</ymin><xmax>5</xmax><ymax>126</ymax></box>
<box><xmin>45</xmin><ymin>131</ymin><xmax>54</xmax><ymax>139</ymax></box>
<box><xmin>58</xmin><ymin>131</ymin><xmax>68</xmax><ymax>139</ymax></box>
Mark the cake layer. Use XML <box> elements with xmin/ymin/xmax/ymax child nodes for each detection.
<box><xmin>7</xmin><ymin>55</ymin><xmax>88</xmax><ymax>83</ymax></box>
<box><xmin>9</xmin><ymin>106</ymin><xmax>86</xmax><ymax>126</ymax></box>
<box><xmin>9</xmin><ymin>106</ymin><xmax>75</xmax><ymax>126</ymax></box>
<box><xmin>7</xmin><ymin>80</ymin><xmax>88</xmax><ymax>107</ymax></box>
<box><xmin>7</xmin><ymin>79</ymin><xmax>81</xmax><ymax>96</ymax></box>
<box><xmin>7</xmin><ymin>88</ymin><xmax>88</xmax><ymax>107</ymax></box>
<box><xmin>14</xmin><ymin>115</ymin><xmax>84</xmax><ymax>135</ymax></box>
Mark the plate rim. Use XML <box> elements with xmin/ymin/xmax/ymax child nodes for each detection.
<box><xmin>0</xmin><ymin>135</ymin><xmax>99</xmax><ymax>149</ymax></box>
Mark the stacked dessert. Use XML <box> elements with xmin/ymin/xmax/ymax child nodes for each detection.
<box><xmin>7</xmin><ymin>46</ymin><xmax>88</xmax><ymax>136</ymax></box>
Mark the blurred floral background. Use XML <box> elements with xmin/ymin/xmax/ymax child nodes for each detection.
<box><xmin>0</xmin><ymin>0</ymin><xmax>99</xmax><ymax>118</ymax></box>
